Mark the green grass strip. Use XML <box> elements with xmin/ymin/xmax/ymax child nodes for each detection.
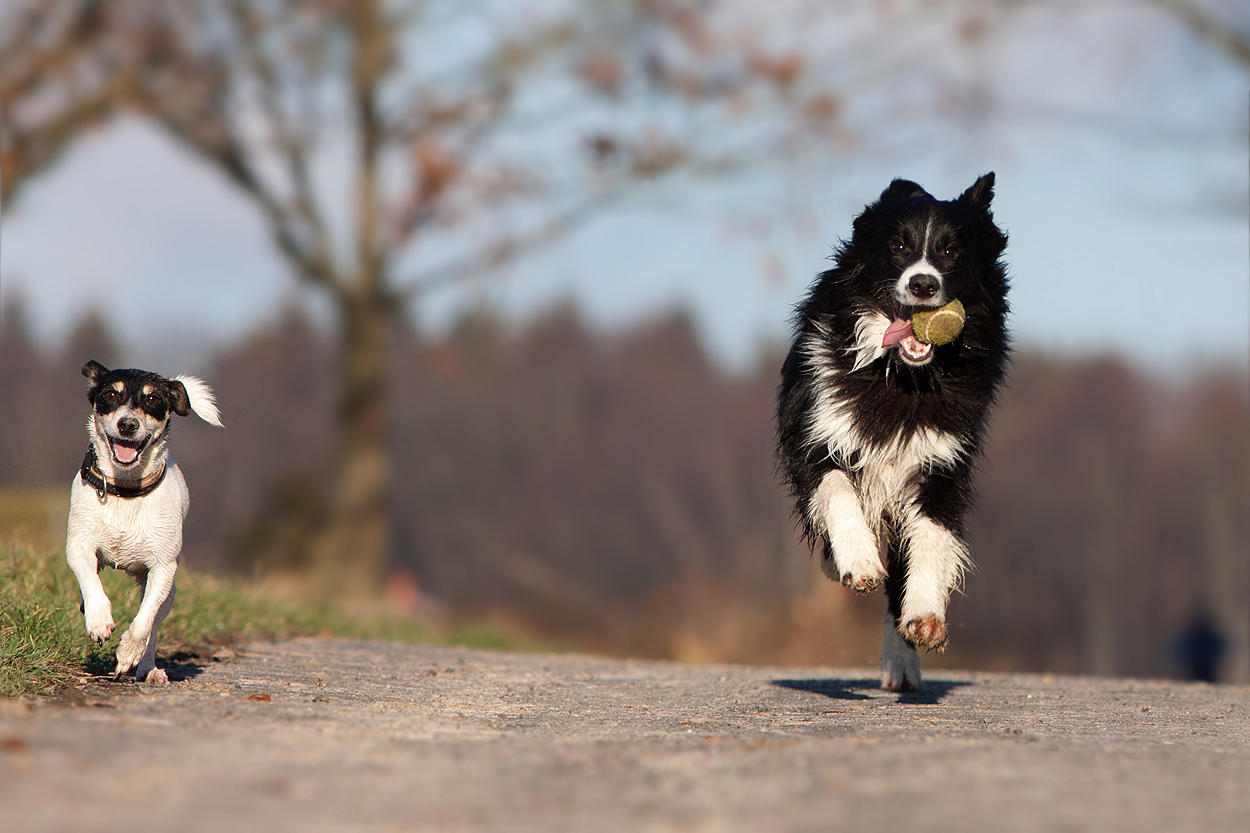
<box><xmin>1</xmin><ymin>543</ymin><xmax>521</xmax><ymax>699</ymax></box>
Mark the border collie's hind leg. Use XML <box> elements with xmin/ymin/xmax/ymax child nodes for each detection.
<box><xmin>881</xmin><ymin>551</ymin><xmax>922</xmax><ymax>691</ymax></box>
<box><xmin>812</xmin><ymin>469</ymin><xmax>885</xmax><ymax>593</ymax></box>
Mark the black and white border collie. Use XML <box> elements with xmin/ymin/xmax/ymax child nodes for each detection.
<box><xmin>66</xmin><ymin>361</ymin><xmax>223</xmax><ymax>683</ymax></box>
<box><xmin>777</xmin><ymin>174</ymin><xmax>1010</xmax><ymax>692</ymax></box>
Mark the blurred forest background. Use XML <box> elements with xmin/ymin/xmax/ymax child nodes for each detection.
<box><xmin>2</xmin><ymin>301</ymin><xmax>1247</xmax><ymax>682</ymax></box>
<box><xmin>1</xmin><ymin>0</ymin><xmax>1247</xmax><ymax>683</ymax></box>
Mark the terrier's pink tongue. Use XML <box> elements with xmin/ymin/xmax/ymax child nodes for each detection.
<box><xmin>883</xmin><ymin>317</ymin><xmax>913</xmax><ymax>347</ymax></box>
<box><xmin>113</xmin><ymin>443</ymin><xmax>139</xmax><ymax>464</ymax></box>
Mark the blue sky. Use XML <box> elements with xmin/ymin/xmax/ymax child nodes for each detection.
<box><xmin>1</xmin><ymin>2</ymin><xmax>1246</xmax><ymax>377</ymax></box>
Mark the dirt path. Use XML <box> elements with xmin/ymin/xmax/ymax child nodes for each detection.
<box><xmin>1</xmin><ymin>637</ymin><xmax>1246</xmax><ymax>831</ymax></box>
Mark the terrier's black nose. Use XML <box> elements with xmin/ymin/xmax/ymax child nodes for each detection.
<box><xmin>908</xmin><ymin>274</ymin><xmax>939</xmax><ymax>299</ymax></box>
<box><xmin>117</xmin><ymin>416</ymin><xmax>140</xmax><ymax>437</ymax></box>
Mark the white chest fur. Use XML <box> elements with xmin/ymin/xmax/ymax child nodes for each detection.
<box><xmin>67</xmin><ymin>462</ymin><xmax>190</xmax><ymax>571</ymax></box>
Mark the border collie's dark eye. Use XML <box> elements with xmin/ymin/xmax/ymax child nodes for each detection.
<box><xmin>944</xmin><ymin>246</ymin><xmax>959</xmax><ymax>260</ymax></box>
<box><xmin>891</xmin><ymin>240</ymin><xmax>906</xmax><ymax>254</ymax></box>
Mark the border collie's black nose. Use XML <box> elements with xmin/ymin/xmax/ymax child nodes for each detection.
<box><xmin>118</xmin><ymin>416</ymin><xmax>140</xmax><ymax>437</ymax></box>
<box><xmin>908</xmin><ymin>274</ymin><xmax>939</xmax><ymax>300</ymax></box>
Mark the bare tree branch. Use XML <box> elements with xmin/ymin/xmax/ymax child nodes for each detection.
<box><xmin>1155</xmin><ymin>0</ymin><xmax>1250</xmax><ymax>69</ymax></box>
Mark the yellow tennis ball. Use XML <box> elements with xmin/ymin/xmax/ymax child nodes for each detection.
<box><xmin>911</xmin><ymin>299</ymin><xmax>965</xmax><ymax>346</ymax></box>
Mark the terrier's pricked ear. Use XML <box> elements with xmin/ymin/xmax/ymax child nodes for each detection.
<box><xmin>168</xmin><ymin>380</ymin><xmax>192</xmax><ymax>418</ymax></box>
<box><xmin>959</xmin><ymin>173</ymin><xmax>996</xmax><ymax>211</ymax></box>
<box><xmin>82</xmin><ymin>360</ymin><xmax>109</xmax><ymax>384</ymax></box>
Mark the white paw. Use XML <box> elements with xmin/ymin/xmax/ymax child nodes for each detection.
<box><xmin>84</xmin><ymin>602</ymin><xmax>115</xmax><ymax>643</ymax></box>
<box><xmin>901</xmin><ymin>614</ymin><xmax>948</xmax><ymax>651</ymax></box>
<box><xmin>821</xmin><ymin>544</ymin><xmax>886</xmax><ymax>594</ymax></box>
<box><xmin>881</xmin><ymin>649</ymin><xmax>922</xmax><ymax>692</ymax></box>
<box><xmin>141</xmin><ymin>667</ymin><xmax>169</xmax><ymax>684</ymax></box>
<box><xmin>113</xmin><ymin>627</ymin><xmax>149</xmax><ymax>678</ymax></box>
<box><xmin>880</xmin><ymin>617</ymin><xmax>922</xmax><ymax>692</ymax></box>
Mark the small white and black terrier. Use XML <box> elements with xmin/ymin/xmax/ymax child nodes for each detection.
<box><xmin>777</xmin><ymin>174</ymin><xmax>1011</xmax><ymax>692</ymax></box>
<box><xmin>66</xmin><ymin>361</ymin><xmax>223</xmax><ymax>683</ymax></box>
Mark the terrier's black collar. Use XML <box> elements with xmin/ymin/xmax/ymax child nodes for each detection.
<box><xmin>80</xmin><ymin>446</ymin><xmax>166</xmax><ymax>500</ymax></box>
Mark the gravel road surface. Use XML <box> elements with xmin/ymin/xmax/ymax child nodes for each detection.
<box><xmin>1</xmin><ymin>637</ymin><xmax>1246</xmax><ymax>831</ymax></box>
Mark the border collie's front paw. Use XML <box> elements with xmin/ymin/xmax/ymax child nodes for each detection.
<box><xmin>841</xmin><ymin>566</ymin><xmax>885</xmax><ymax>594</ymax></box>
<box><xmin>902</xmin><ymin>615</ymin><xmax>948</xmax><ymax>651</ymax></box>
<box><xmin>881</xmin><ymin>655</ymin><xmax>922</xmax><ymax>692</ymax></box>
<box><xmin>84</xmin><ymin>603</ymin><xmax>114</xmax><ymax>643</ymax></box>
<box><xmin>881</xmin><ymin>630</ymin><xmax>922</xmax><ymax>692</ymax></box>
<box><xmin>820</xmin><ymin>547</ymin><xmax>886</xmax><ymax>594</ymax></box>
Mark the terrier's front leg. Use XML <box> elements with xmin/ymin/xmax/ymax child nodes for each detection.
<box><xmin>812</xmin><ymin>469</ymin><xmax>885</xmax><ymax>593</ymax></box>
<box><xmin>115</xmin><ymin>563</ymin><xmax>176</xmax><ymax>682</ymax></box>
<box><xmin>66</xmin><ymin>538</ymin><xmax>114</xmax><ymax>643</ymax></box>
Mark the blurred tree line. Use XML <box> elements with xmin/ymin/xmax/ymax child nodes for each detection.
<box><xmin>2</xmin><ymin>298</ymin><xmax>1246</xmax><ymax>682</ymax></box>
<box><xmin>1</xmin><ymin>1</ymin><xmax>1246</xmax><ymax>682</ymax></box>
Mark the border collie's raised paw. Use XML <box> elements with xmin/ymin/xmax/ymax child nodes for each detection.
<box><xmin>819</xmin><ymin>547</ymin><xmax>885</xmax><ymax>594</ymax></box>
<box><xmin>902</xmin><ymin>615</ymin><xmax>948</xmax><ymax>651</ymax></box>
<box><xmin>841</xmin><ymin>566</ymin><xmax>884</xmax><ymax>594</ymax></box>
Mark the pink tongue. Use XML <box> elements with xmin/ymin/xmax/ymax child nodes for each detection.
<box><xmin>882</xmin><ymin>317</ymin><xmax>913</xmax><ymax>347</ymax></box>
<box><xmin>113</xmin><ymin>443</ymin><xmax>139</xmax><ymax>464</ymax></box>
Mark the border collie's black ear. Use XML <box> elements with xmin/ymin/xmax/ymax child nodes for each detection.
<box><xmin>854</xmin><ymin>178</ymin><xmax>932</xmax><ymax>237</ymax></box>
<box><xmin>882</xmin><ymin>179</ymin><xmax>931</xmax><ymax>202</ymax></box>
<box><xmin>959</xmin><ymin>173</ymin><xmax>995</xmax><ymax>211</ymax></box>
<box><xmin>168</xmin><ymin>380</ymin><xmax>192</xmax><ymax>417</ymax></box>
<box><xmin>82</xmin><ymin>361</ymin><xmax>109</xmax><ymax>385</ymax></box>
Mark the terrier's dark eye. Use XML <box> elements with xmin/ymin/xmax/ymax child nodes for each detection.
<box><xmin>147</xmin><ymin>394</ymin><xmax>162</xmax><ymax>408</ymax></box>
<box><xmin>101</xmin><ymin>390</ymin><xmax>118</xmax><ymax>402</ymax></box>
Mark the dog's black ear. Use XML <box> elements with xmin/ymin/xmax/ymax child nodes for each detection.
<box><xmin>853</xmin><ymin>179</ymin><xmax>931</xmax><ymax>238</ymax></box>
<box><xmin>959</xmin><ymin>172</ymin><xmax>995</xmax><ymax>211</ymax></box>
<box><xmin>168</xmin><ymin>380</ymin><xmax>192</xmax><ymax>417</ymax></box>
<box><xmin>82</xmin><ymin>360</ymin><xmax>109</xmax><ymax>384</ymax></box>
<box><xmin>882</xmin><ymin>179</ymin><xmax>931</xmax><ymax>202</ymax></box>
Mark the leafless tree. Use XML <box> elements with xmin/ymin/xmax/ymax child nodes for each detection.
<box><xmin>2</xmin><ymin>0</ymin><xmax>1243</xmax><ymax>598</ymax></box>
<box><xmin>1</xmin><ymin>0</ymin><xmax>839</xmax><ymax>592</ymax></box>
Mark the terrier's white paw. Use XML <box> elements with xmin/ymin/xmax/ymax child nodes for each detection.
<box><xmin>113</xmin><ymin>627</ymin><xmax>149</xmax><ymax>678</ymax></box>
<box><xmin>141</xmin><ymin>667</ymin><xmax>169</xmax><ymax>684</ymax></box>
<box><xmin>84</xmin><ymin>602</ymin><xmax>115</xmax><ymax>643</ymax></box>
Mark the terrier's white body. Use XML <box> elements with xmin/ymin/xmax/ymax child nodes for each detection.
<box><xmin>66</xmin><ymin>365</ymin><xmax>222</xmax><ymax>683</ymax></box>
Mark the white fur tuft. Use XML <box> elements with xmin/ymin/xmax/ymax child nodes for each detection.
<box><xmin>849</xmin><ymin>310</ymin><xmax>890</xmax><ymax>372</ymax></box>
<box><xmin>172</xmin><ymin>375</ymin><xmax>223</xmax><ymax>427</ymax></box>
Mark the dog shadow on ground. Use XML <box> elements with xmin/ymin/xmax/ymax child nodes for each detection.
<box><xmin>80</xmin><ymin>641</ymin><xmax>226</xmax><ymax>687</ymax></box>
<box><xmin>82</xmin><ymin>658</ymin><xmax>208</xmax><ymax>685</ymax></box>
<box><xmin>156</xmin><ymin>641</ymin><xmax>236</xmax><ymax>682</ymax></box>
<box><xmin>771</xmin><ymin>677</ymin><xmax>971</xmax><ymax>705</ymax></box>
